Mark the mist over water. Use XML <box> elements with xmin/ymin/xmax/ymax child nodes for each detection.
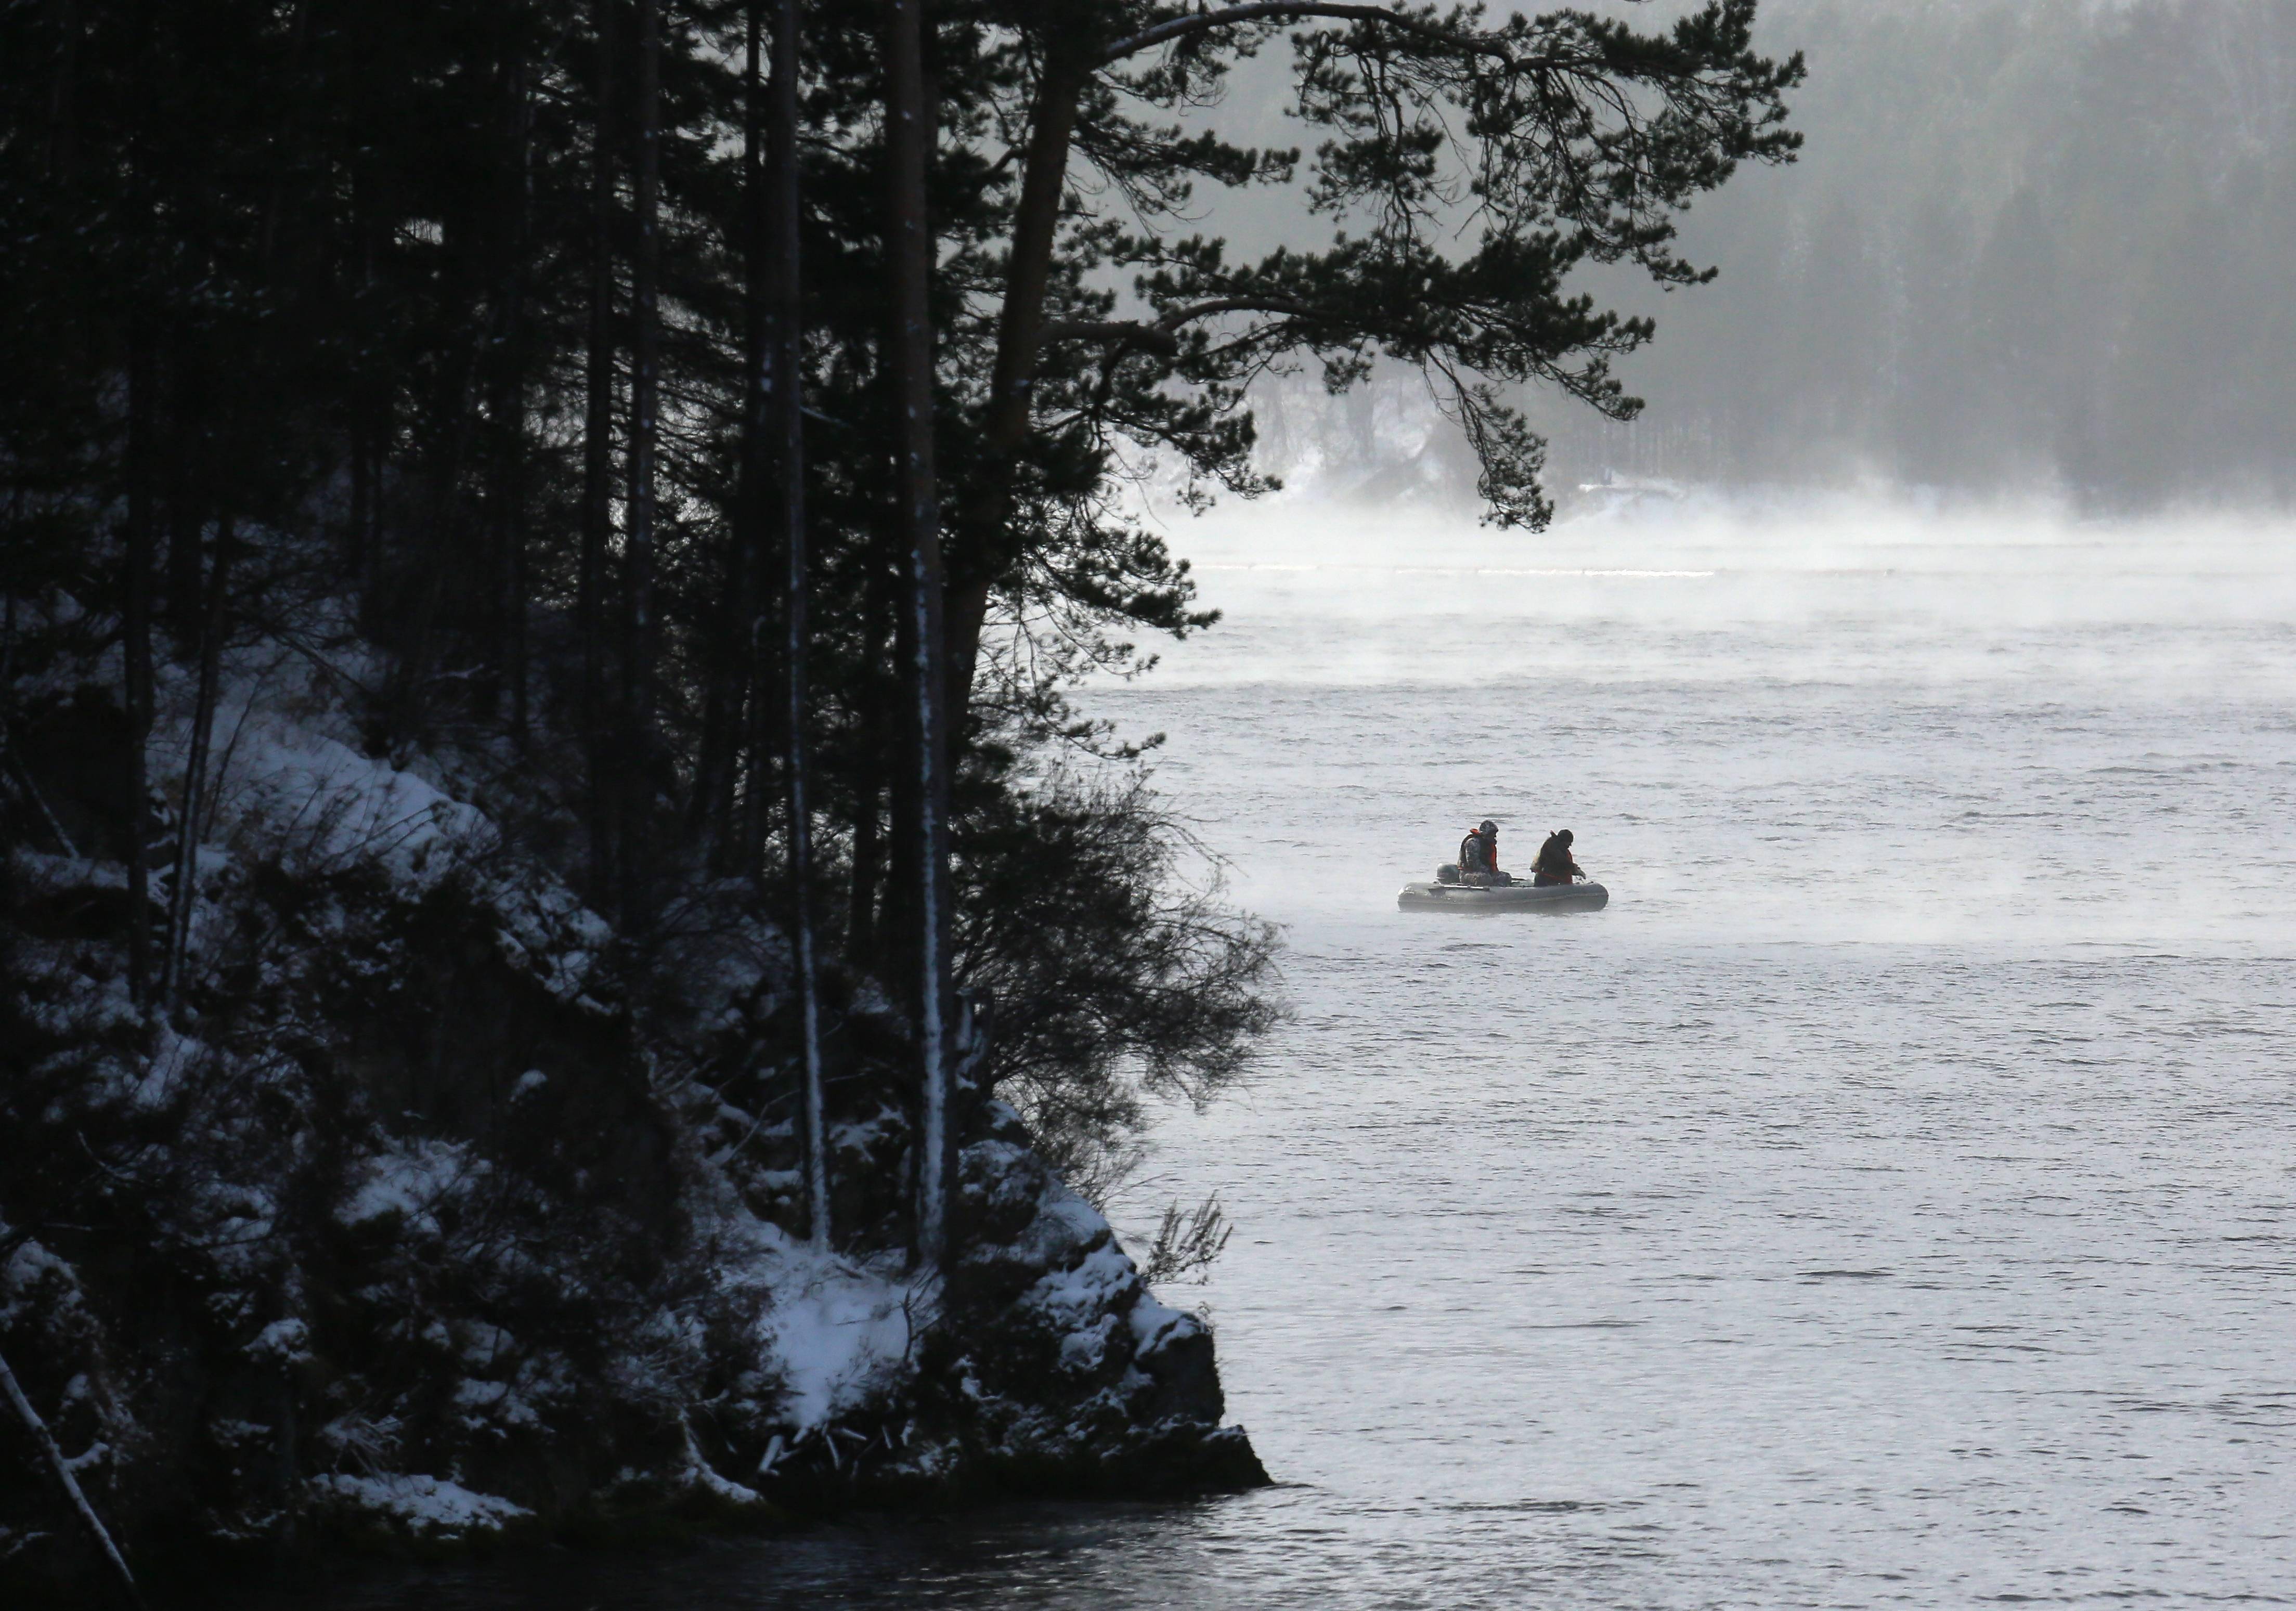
<box><xmin>275</xmin><ymin>492</ymin><xmax>2296</xmax><ymax>1607</ymax></box>
<box><xmin>1125</xmin><ymin>492</ymin><xmax>2296</xmax><ymax>952</ymax></box>
<box><xmin>1078</xmin><ymin>490</ymin><xmax>2296</xmax><ymax>1607</ymax></box>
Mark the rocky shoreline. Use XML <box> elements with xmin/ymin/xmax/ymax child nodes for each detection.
<box><xmin>0</xmin><ymin>653</ymin><xmax>1263</xmax><ymax>1604</ymax></box>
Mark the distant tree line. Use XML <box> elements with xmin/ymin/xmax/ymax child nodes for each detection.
<box><xmin>1</xmin><ymin>0</ymin><xmax>1801</xmax><ymax>1242</ymax></box>
<box><xmin>1524</xmin><ymin>0</ymin><xmax>2296</xmax><ymax>504</ymax></box>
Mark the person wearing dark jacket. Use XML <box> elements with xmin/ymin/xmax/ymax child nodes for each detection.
<box><xmin>1532</xmin><ymin>828</ymin><xmax>1582</xmax><ymax>887</ymax></box>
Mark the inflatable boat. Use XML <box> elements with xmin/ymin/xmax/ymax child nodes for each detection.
<box><xmin>1397</xmin><ymin>879</ymin><xmax>1609</xmax><ymax>913</ymax></box>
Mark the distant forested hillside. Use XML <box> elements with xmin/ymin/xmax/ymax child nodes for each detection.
<box><xmin>1251</xmin><ymin>1</ymin><xmax>2296</xmax><ymax>507</ymax></box>
<box><xmin>1540</xmin><ymin>0</ymin><xmax>2296</xmax><ymax>502</ymax></box>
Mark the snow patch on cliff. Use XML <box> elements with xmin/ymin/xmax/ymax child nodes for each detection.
<box><xmin>306</xmin><ymin>1474</ymin><xmax>531</xmax><ymax>1542</ymax></box>
<box><xmin>340</xmin><ymin>1141</ymin><xmax>482</xmax><ymax>1232</ymax></box>
<box><xmin>761</xmin><ymin>1254</ymin><xmax>922</xmax><ymax>1435</ymax></box>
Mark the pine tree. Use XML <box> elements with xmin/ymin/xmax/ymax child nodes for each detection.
<box><xmin>1</xmin><ymin>0</ymin><xmax>1799</xmax><ymax>1230</ymax></box>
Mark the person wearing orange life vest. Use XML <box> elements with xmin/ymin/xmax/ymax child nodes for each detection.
<box><xmin>1457</xmin><ymin>820</ymin><xmax>1505</xmax><ymax>886</ymax></box>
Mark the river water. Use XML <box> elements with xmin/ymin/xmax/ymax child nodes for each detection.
<box><xmin>262</xmin><ymin>496</ymin><xmax>2296</xmax><ymax>1607</ymax></box>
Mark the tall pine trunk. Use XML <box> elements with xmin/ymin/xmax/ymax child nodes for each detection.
<box><xmin>123</xmin><ymin>323</ymin><xmax>156</xmax><ymax>1007</ymax></box>
<box><xmin>578</xmin><ymin>0</ymin><xmax>619</xmax><ymax>906</ymax></box>
<box><xmin>45</xmin><ymin>0</ymin><xmax>79</xmax><ymax>181</ymax></box>
<box><xmin>883</xmin><ymin>0</ymin><xmax>953</xmax><ymax>1268</ymax></box>
<box><xmin>163</xmin><ymin>348</ymin><xmax>207</xmax><ymax>651</ymax></box>
<box><xmin>621</xmin><ymin>0</ymin><xmax>663</xmax><ymax>930</ymax></box>
<box><xmin>347</xmin><ymin>411</ymin><xmax>372</xmax><ymax>596</ymax></box>
<box><xmin>348</xmin><ymin>152</ymin><xmax>385</xmax><ymax>626</ymax></box>
<box><xmin>687</xmin><ymin>0</ymin><xmax>758</xmax><ymax>866</ymax></box>
<box><xmin>397</xmin><ymin>327</ymin><xmax>480</xmax><ymax>721</ymax></box>
<box><xmin>734</xmin><ymin>6</ymin><xmax>781</xmax><ymax>890</ymax></box>
<box><xmin>689</xmin><ymin>0</ymin><xmax>761</xmax><ymax>868</ymax></box>
<box><xmin>491</xmin><ymin>47</ymin><xmax>534</xmax><ymax>743</ymax></box>
<box><xmin>161</xmin><ymin>517</ymin><xmax>231</xmax><ymax>1008</ymax></box>
<box><xmin>946</xmin><ymin>40</ymin><xmax>1089</xmax><ymax>758</ymax></box>
<box><xmin>762</xmin><ymin>0</ymin><xmax>831</xmax><ymax>1251</ymax></box>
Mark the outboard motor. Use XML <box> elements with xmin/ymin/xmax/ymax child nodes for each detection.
<box><xmin>1436</xmin><ymin>862</ymin><xmax>1462</xmax><ymax>885</ymax></box>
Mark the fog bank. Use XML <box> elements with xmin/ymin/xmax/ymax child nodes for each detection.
<box><xmin>1230</xmin><ymin>1</ymin><xmax>2296</xmax><ymax>511</ymax></box>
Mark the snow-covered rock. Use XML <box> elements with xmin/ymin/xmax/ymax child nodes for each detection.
<box><xmin>304</xmin><ymin>1474</ymin><xmax>534</xmax><ymax>1548</ymax></box>
<box><xmin>1</xmin><ymin>628</ymin><xmax>1263</xmax><ymax>1600</ymax></box>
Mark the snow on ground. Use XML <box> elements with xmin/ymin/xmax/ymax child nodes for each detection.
<box><xmin>338</xmin><ymin>1140</ymin><xmax>482</xmax><ymax>1232</ymax></box>
<box><xmin>170</xmin><ymin>644</ymin><xmax>488</xmax><ymax>886</ymax></box>
<box><xmin>305</xmin><ymin>1474</ymin><xmax>531</xmax><ymax>1541</ymax></box>
<box><xmin>756</xmin><ymin>1246</ymin><xmax>923</xmax><ymax>1436</ymax></box>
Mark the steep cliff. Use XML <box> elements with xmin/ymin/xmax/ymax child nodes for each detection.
<box><xmin>0</xmin><ymin>618</ymin><xmax>1264</xmax><ymax>1601</ymax></box>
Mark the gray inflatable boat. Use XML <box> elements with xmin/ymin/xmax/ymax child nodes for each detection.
<box><xmin>1397</xmin><ymin>879</ymin><xmax>1609</xmax><ymax>913</ymax></box>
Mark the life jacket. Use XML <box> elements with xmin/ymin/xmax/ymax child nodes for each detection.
<box><xmin>1459</xmin><ymin>829</ymin><xmax>1490</xmax><ymax>871</ymax></box>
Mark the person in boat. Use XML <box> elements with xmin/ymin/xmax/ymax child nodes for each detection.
<box><xmin>1532</xmin><ymin>828</ymin><xmax>1583</xmax><ymax>887</ymax></box>
<box><xmin>1457</xmin><ymin>820</ymin><xmax>1507</xmax><ymax>886</ymax></box>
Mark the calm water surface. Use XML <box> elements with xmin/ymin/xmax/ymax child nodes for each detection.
<box><xmin>260</xmin><ymin>500</ymin><xmax>2296</xmax><ymax>1607</ymax></box>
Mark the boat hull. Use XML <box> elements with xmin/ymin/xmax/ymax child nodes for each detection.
<box><xmin>1397</xmin><ymin>880</ymin><xmax>1609</xmax><ymax>913</ymax></box>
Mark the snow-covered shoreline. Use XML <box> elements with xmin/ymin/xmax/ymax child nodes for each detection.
<box><xmin>1</xmin><ymin>605</ymin><xmax>1263</xmax><ymax>1600</ymax></box>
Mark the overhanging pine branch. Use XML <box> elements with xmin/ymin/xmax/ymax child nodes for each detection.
<box><xmin>1102</xmin><ymin>4</ymin><xmax>1561</xmax><ymax>69</ymax></box>
<box><xmin>1041</xmin><ymin>296</ymin><xmax>1320</xmax><ymax>354</ymax></box>
<box><xmin>1041</xmin><ymin>320</ymin><xmax>1182</xmax><ymax>356</ymax></box>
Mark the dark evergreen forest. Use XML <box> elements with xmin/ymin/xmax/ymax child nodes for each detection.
<box><xmin>0</xmin><ymin>1</ymin><xmax>1800</xmax><ymax>1594</ymax></box>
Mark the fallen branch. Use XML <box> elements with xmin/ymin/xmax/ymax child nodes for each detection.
<box><xmin>0</xmin><ymin>1345</ymin><xmax>143</xmax><ymax>1606</ymax></box>
<box><xmin>4</xmin><ymin>747</ymin><xmax>80</xmax><ymax>860</ymax></box>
